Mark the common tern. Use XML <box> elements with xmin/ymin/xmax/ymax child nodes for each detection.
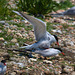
<box><xmin>28</xmin><ymin>48</ymin><xmax>65</xmax><ymax>57</ymax></box>
<box><xmin>13</xmin><ymin>11</ymin><xmax>59</xmax><ymax>50</ymax></box>
<box><xmin>0</xmin><ymin>60</ymin><xmax>7</xmax><ymax>75</ymax></box>
<box><xmin>50</xmin><ymin>6</ymin><xmax>75</xmax><ymax>18</ymax></box>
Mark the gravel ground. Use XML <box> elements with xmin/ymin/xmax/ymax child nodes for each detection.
<box><xmin>0</xmin><ymin>0</ymin><xmax>75</xmax><ymax>75</ymax></box>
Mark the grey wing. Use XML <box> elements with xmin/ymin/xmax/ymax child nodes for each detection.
<box><xmin>13</xmin><ymin>11</ymin><xmax>47</xmax><ymax>41</ymax></box>
<box><xmin>63</xmin><ymin>6</ymin><xmax>75</xmax><ymax>15</ymax></box>
<box><xmin>35</xmin><ymin>49</ymin><xmax>47</xmax><ymax>53</ymax></box>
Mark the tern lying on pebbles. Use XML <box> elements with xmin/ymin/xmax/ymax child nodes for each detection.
<box><xmin>27</xmin><ymin>48</ymin><xmax>65</xmax><ymax>57</ymax></box>
<box><xmin>50</xmin><ymin>6</ymin><xmax>75</xmax><ymax>18</ymax></box>
<box><xmin>13</xmin><ymin>10</ymin><xmax>59</xmax><ymax>50</ymax></box>
<box><xmin>0</xmin><ymin>60</ymin><xmax>7</xmax><ymax>75</ymax></box>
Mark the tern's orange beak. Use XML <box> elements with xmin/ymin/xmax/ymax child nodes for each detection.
<box><xmin>61</xmin><ymin>52</ymin><xmax>65</xmax><ymax>55</ymax></box>
<box><xmin>56</xmin><ymin>42</ymin><xmax>59</xmax><ymax>46</ymax></box>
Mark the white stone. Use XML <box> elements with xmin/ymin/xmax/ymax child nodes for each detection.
<box><xmin>15</xmin><ymin>43</ymin><xmax>19</xmax><ymax>47</ymax></box>
<box><xmin>52</xmin><ymin>29</ymin><xmax>62</xmax><ymax>34</ymax></box>
<box><xmin>43</xmin><ymin>60</ymin><xmax>52</xmax><ymax>64</ymax></box>
<box><xmin>25</xmin><ymin>20</ymin><xmax>29</xmax><ymax>24</ymax></box>
<box><xmin>0</xmin><ymin>21</ymin><xmax>5</xmax><ymax>24</ymax></box>
<box><xmin>16</xmin><ymin>63</ymin><xmax>25</xmax><ymax>68</ymax></box>
<box><xmin>29</xmin><ymin>58</ymin><xmax>37</xmax><ymax>62</ymax></box>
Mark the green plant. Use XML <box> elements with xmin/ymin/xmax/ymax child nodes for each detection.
<box><xmin>16</xmin><ymin>0</ymin><xmax>59</xmax><ymax>16</ymax></box>
<box><xmin>0</xmin><ymin>0</ymin><xmax>12</xmax><ymax>20</ymax></box>
<box><xmin>58</xmin><ymin>0</ymin><xmax>73</xmax><ymax>10</ymax></box>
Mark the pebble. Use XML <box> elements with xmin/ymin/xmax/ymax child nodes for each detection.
<box><xmin>11</xmin><ymin>38</ymin><xmax>17</xmax><ymax>43</ymax></box>
<box><xmin>72</xmin><ymin>71</ymin><xmax>75</xmax><ymax>75</ymax></box>
<box><xmin>0</xmin><ymin>38</ymin><xmax>4</xmax><ymax>41</ymax></box>
<box><xmin>67</xmin><ymin>41</ymin><xmax>74</xmax><ymax>46</ymax></box>
<box><xmin>16</xmin><ymin>33</ymin><xmax>22</xmax><ymax>37</ymax></box>
<box><xmin>5</xmin><ymin>23</ymin><xmax>9</xmax><ymax>26</ymax></box>
<box><xmin>29</xmin><ymin>58</ymin><xmax>37</xmax><ymax>62</ymax></box>
<box><xmin>22</xmin><ymin>33</ymin><xmax>28</xmax><ymax>37</ymax></box>
<box><xmin>7</xmin><ymin>29</ymin><xmax>12</xmax><ymax>33</ymax></box>
<box><xmin>15</xmin><ymin>43</ymin><xmax>19</xmax><ymax>47</ymax></box>
<box><xmin>52</xmin><ymin>29</ymin><xmax>62</xmax><ymax>34</ymax></box>
<box><xmin>4</xmin><ymin>41</ymin><xmax>7</xmax><ymax>44</ymax></box>
<box><xmin>25</xmin><ymin>20</ymin><xmax>29</xmax><ymax>24</ymax></box>
<box><xmin>0</xmin><ymin>30</ymin><xmax>2</xmax><ymax>33</ymax></box>
<box><xmin>16</xmin><ymin>63</ymin><xmax>25</xmax><ymax>68</ymax></box>
<box><xmin>10</xmin><ymin>72</ymin><xmax>16</xmax><ymax>75</ymax></box>
<box><xmin>0</xmin><ymin>21</ymin><xmax>5</xmax><ymax>24</ymax></box>
<box><xmin>43</xmin><ymin>60</ymin><xmax>52</xmax><ymax>64</ymax></box>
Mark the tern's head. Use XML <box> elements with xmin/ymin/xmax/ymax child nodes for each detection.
<box><xmin>1</xmin><ymin>60</ymin><xmax>6</xmax><ymax>65</ymax></box>
<box><xmin>54</xmin><ymin>48</ymin><xmax>65</xmax><ymax>55</ymax></box>
<box><xmin>53</xmin><ymin>35</ymin><xmax>59</xmax><ymax>46</ymax></box>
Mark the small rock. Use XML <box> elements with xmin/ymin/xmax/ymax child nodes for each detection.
<box><xmin>43</xmin><ymin>60</ymin><xmax>52</xmax><ymax>64</ymax></box>
<box><xmin>16</xmin><ymin>33</ymin><xmax>22</xmax><ymax>37</ymax></box>
<box><xmin>0</xmin><ymin>30</ymin><xmax>2</xmax><ymax>33</ymax></box>
<box><xmin>15</xmin><ymin>43</ymin><xmax>19</xmax><ymax>47</ymax></box>
<box><xmin>4</xmin><ymin>41</ymin><xmax>7</xmax><ymax>44</ymax></box>
<box><xmin>10</xmin><ymin>72</ymin><xmax>16</xmax><ymax>75</ymax></box>
<box><xmin>72</xmin><ymin>71</ymin><xmax>75</xmax><ymax>75</ymax></box>
<box><xmin>29</xmin><ymin>58</ymin><xmax>37</xmax><ymax>62</ymax></box>
<box><xmin>5</xmin><ymin>23</ymin><xmax>9</xmax><ymax>26</ymax></box>
<box><xmin>10</xmin><ymin>20</ymin><xmax>14</xmax><ymax>22</ymax></box>
<box><xmin>11</xmin><ymin>38</ymin><xmax>17</xmax><ymax>43</ymax></box>
<box><xmin>52</xmin><ymin>29</ymin><xmax>62</xmax><ymax>34</ymax></box>
<box><xmin>25</xmin><ymin>20</ymin><xmax>29</xmax><ymax>24</ymax></box>
<box><xmin>0</xmin><ymin>37</ymin><xmax>4</xmax><ymax>41</ymax></box>
<box><xmin>67</xmin><ymin>41</ymin><xmax>74</xmax><ymax>46</ymax></box>
<box><xmin>22</xmin><ymin>33</ymin><xmax>28</xmax><ymax>37</ymax></box>
<box><xmin>0</xmin><ymin>21</ymin><xmax>5</xmax><ymax>24</ymax></box>
<box><xmin>10</xmin><ymin>25</ymin><xmax>17</xmax><ymax>29</ymax></box>
<box><xmin>7</xmin><ymin>29</ymin><xmax>12</xmax><ymax>33</ymax></box>
<box><xmin>16</xmin><ymin>63</ymin><xmax>25</xmax><ymax>68</ymax></box>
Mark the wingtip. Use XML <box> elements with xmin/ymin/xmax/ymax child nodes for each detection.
<box><xmin>12</xmin><ymin>10</ymin><xmax>21</xmax><ymax>15</ymax></box>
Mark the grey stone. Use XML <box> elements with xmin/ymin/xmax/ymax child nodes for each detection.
<box><xmin>0</xmin><ymin>21</ymin><xmax>5</xmax><ymax>24</ymax></box>
<box><xmin>72</xmin><ymin>71</ymin><xmax>75</xmax><ymax>75</ymax></box>
<box><xmin>5</xmin><ymin>23</ymin><xmax>9</xmax><ymax>26</ymax></box>
<box><xmin>10</xmin><ymin>72</ymin><xmax>16</xmax><ymax>75</ymax></box>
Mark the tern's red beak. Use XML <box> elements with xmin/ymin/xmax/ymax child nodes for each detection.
<box><xmin>61</xmin><ymin>52</ymin><xmax>65</xmax><ymax>55</ymax></box>
<box><xmin>4</xmin><ymin>63</ymin><xmax>6</xmax><ymax>65</ymax></box>
<box><xmin>56</xmin><ymin>42</ymin><xmax>59</xmax><ymax>46</ymax></box>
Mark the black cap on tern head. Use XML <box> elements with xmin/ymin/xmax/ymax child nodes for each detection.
<box><xmin>54</xmin><ymin>47</ymin><xmax>65</xmax><ymax>55</ymax></box>
<box><xmin>53</xmin><ymin>35</ymin><xmax>59</xmax><ymax>46</ymax></box>
<box><xmin>54</xmin><ymin>47</ymin><xmax>62</xmax><ymax>52</ymax></box>
<box><xmin>53</xmin><ymin>35</ymin><xmax>58</xmax><ymax>42</ymax></box>
<box><xmin>1</xmin><ymin>60</ymin><xmax>6</xmax><ymax>63</ymax></box>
